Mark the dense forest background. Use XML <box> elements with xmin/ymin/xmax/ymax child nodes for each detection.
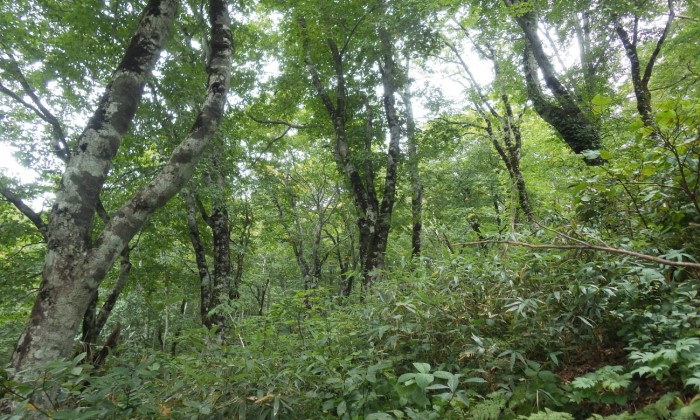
<box><xmin>1</xmin><ymin>0</ymin><xmax>699</xmax><ymax>418</ymax></box>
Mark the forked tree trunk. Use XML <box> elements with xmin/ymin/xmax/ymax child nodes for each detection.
<box><xmin>444</xmin><ymin>35</ymin><xmax>533</xmax><ymax>221</ymax></box>
<box><xmin>183</xmin><ymin>162</ymin><xmax>236</xmax><ymax>333</ymax></box>
<box><xmin>614</xmin><ymin>0</ymin><xmax>674</xmax><ymax>127</ymax></box>
<box><xmin>298</xmin><ymin>13</ymin><xmax>402</xmax><ymax>296</ymax></box>
<box><xmin>11</xmin><ymin>0</ymin><xmax>233</xmax><ymax>391</ymax></box>
<box><xmin>363</xmin><ymin>25</ymin><xmax>402</xmax><ymax>290</ymax></box>
<box><xmin>504</xmin><ymin>0</ymin><xmax>602</xmax><ymax>164</ymax></box>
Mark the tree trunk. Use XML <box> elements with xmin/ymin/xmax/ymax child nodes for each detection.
<box><xmin>614</xmin><ymin>1</ymin><xmax>675</xmax><ymax>127</ymax></box>
<box><xmin>363</xmin><ymin>26</ymin><xmax>402</xmax><ymax>289</ymax></box>
<box><xmin>505</xmin><ymin>0</ymin><xmax>602</xmax><ymax>164</ymax></box>
<box><xmin>11</xmin><ymin>0</ymin><xmax>233</xmax><ymax>388</ymax></box>
<box><xmin>82</xmin><ymin>247</ymin><xmax>132</xmax><ymax>348</ymax></box>
<box><xmin>444</xmin><ymin>35</ymin><xmax>533</xmax><ymax>221</ymax></box>
<box><xmin>400</xmin><ymin>78</ymin><xmax>423</xmax><ymax>259</ymax></box>
<box><xmin>183</xmin><ymin>191</ymin><xmax>214</xmax><ymax>328</ymax></box>
<box><xmin>184</xmin><ymin>164</ymin><xmax>234</xmax><ymax>333</ymax></box>
<box><xmin>521</xmin><ymin>45</ymin><xmax>602</xmax><ymax>165</ymax></box>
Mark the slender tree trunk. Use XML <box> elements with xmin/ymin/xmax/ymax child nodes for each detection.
<box><xmin>614</xmin><ymin>0</ymin><xmax>675</xmax><ymax>127</ymax></box>
<box><xmin>232</xmin><ymin>202</ymin><xmax>252</xmax><ymax>300</ymax></box>
<box><xmin>183</xmin><ymin>191</ymin><xmax>213</xmax><ymax>328</ymax></box>
<box><xmin>11</xmin><ymin>0</ymin><xmax>233</xmax><ymax>385</ymax></box>
<box><xmin>82</xmin><ymin>247</ymin><xmax>132</xmax><ymax>347</ymax></box>
<box><xmin>400</xmin><ymin>78</ymin><xmax>423</xmax><ymax>259</ymax></box>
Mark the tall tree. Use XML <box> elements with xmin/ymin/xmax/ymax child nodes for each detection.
<box><xmin>294</xmin><ymin>2</ymin><xmax>402</xmax><ymax>292</ymax></box>
<box><xmin>9</xmin><ymin>0</ymin><xmax>233</xmax><ymax>388</ymax></box>
<box><xmin>182</xmin><ymin>150</ymin><xmax>241</xmax><ymax>334</ymax></box>
<box><xmin>399</xmin><ymin>69</ymin><xmax>424</xmax><ymax>258</ymax></box>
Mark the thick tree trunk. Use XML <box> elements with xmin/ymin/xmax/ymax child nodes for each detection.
<box><xmin>521</xmin><ymin>46</ymin><xmax>601</xmax><ymax>165</ymax></box>
<box><xmin>11</xmin><ymin>0</ymin><xmax>232</xmax><ymax>386</ymax></box>
<box><xmin>299</xmin><ymin>12</ymin><xmax>401</xmax><ymax>295</ymax></box>
<box><xmin>504</xmin><ymin>0</ymin><xmax>602</xmax><ymax>164</ymax></box>
<box><xmin>184</xmin><ymin>173</ymin><xmax>233</xmax><ymax>332</ymax></box>
<box><xmin>363</xmin><ymin>26</ymin><xmax>402</xmax><ymax>289</ymax></box>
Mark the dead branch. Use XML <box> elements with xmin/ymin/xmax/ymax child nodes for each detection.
<box><xmin>454</xmin><ymin>240</ymin><xmax>700</xmax><ymax>270</ymax></box>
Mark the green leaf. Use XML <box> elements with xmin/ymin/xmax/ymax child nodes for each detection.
<box><xmin>337</xmin><ymin>401</ymin><xmax>347</xmax><ymax>417</ymax></box>
<box><xmin>366</xmin><ymin>413</ymin><xmax>394</xmax><ymax>420</ymax></box>
<box><xmin>413</xmin><ymin>362</ymin><xmax>431</xmax><ymax>373</ymax></box>
<box><xmin>433</xmin><ymin>370</ymin><xmax>453</xmax><ymax>380</ymax></box>
<box><xmin>414</xmin><ymin>373</ymin><xmax>434</xmax><ymax>389</ymax></box>
<box><xmin>398</xmin><ymin>373</ymin><xmax>416</xmax><ymax>383</ymax></box>
<box><xmin>591</xmin><ymin>94</ymin><xmax>612</xmax><ymax>106</ymax></box>
<box><xmin>599</xmin><ymin>149</ymin><xmax>613</xmax><ymax>160</ymax></box>
<box><xmin>582</xmin><ymin>150</ymin><xmax>600</xmax><ymax>160</ymax></box>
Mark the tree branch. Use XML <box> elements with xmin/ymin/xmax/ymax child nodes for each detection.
<box><xmin>642</xmin><ymin>0</ymin><xmax>675</xmax><ymax>86</ymax></box>
<box><xmin>0</xmin><ymin>49</ymin><xmax>70</xmax><ymax>161</ymax></box>
<box><xmin>246</xmin><ymin>113</ymin><xmax>307</xmax><ymax>129</ymax></box>
<box><xmin>0</xmin><ymin>185</ymin><xmax>48</xmax><ymax>240</ymax></box>
<box><xmin>455</xmin><ymin>240</ymin><xmax>700</xmax><ymax>270</ymax></box>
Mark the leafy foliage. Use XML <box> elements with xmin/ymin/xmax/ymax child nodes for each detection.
<box><xmin>2</xmin><ymin>0</ymin><xmax>700</xmax><ymax>418</ymax></box>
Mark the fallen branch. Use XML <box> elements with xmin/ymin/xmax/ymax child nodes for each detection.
<box><xmin>455</xmin><ymin>240</ymin><xmax>700</xmax><ymax>270</ymax></box>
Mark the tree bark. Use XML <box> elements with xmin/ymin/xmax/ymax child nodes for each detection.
<box><xmin>614</xmin><ymin>0</ymin><xmax>675</xmax><ymax>127</ymax></box>
<box><xmin>11</xmin><ymin>0</ymin><xmax>233</xmax><ymax>387</ymax></box>
<box><xmin>443</xmin><ymin>35</ymin><xmax>533</xmax><ymax>221</ymax></box>
<box><xmin>504</xmin><ymin>0</ymin><xmax>602</xmax><ymax>164</ymax></box>
<box><xmin>363</xmin><ymin>25</ymin><xmax>402</xmax><ymax>289</ymax></box>
<box><xmin>183</xmin><ymin>191</ymin><xmax>214</xmax><ymax>328</ymax></box>
<box><xmin>298</xmin><ymin>14</ymin><xmax>401</xmax><ymax>295</ymax></box>
<box><xmin>400</xmin><ymin>73</ymin><xmax>423</xmax><ymax>259</ymax></box>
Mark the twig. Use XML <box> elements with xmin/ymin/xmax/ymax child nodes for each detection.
<box><xmin>246</xmin><ymin>113</ymin><xmax>307</xmax><ymax>129</ymax></box>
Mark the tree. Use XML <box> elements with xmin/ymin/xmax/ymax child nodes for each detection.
<box><xmin>8</xmin><ymin>0</ymin><xmax>233</xmax><ymax>388</ymax></box>
<box><xmin>503</xmin><ymin>0</ymin><xmax>603</xmax><ymax>164</ymax></box>
<box><xmin>399</xmin><ymin>66</ymin><xmax>424</xmax><ymax>258</ymax></box>
<box><xmin>293</xmin><ymin>2</ymin><xmax>402</xmax><ymax>292</ymax></box>
<box><xmin>266</xmin><ymin>152</ymin><xmax>340</xmax><ymax>293</ymax></box>
<box><xmin>611</xmin><ymin>0</ymin><xmax>676</xmax><ymax>127</ymax></box>
<box><xmin>442</xmin><ymin>27</ymin><xmax>533</xmax><ymax>222</ymax></box>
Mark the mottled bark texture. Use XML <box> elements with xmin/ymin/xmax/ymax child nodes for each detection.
<box><xmin>182</xmin><ymin>155</ymin><xmax>237</xmax><ymax>332</ymax></box>
<box><xmin>11</xmin><ymin>0</ymin><xmax>232</xmax><ymax>390</ymax></box>
<box><xmin>183</xmin><ymin>191</ymin><xmax>214</xmax><ymax>328</ymax></box>
<box><xmin>504</xmin><ymin>0</ymin><xmax>602</xmax><ymax>165</ymax></box>
<box><xmin>369</xmin><ymin>26</ymin><xmax>402</xmax><ymax>289</ymax></box>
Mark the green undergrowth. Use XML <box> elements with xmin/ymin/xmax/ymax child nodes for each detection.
<box><xmin>3</xmin><ymin>243</ymin><xmax>699</xmax><ymax>419</ymax></box>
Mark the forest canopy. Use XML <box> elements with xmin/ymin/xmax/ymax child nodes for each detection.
<box><xmin>1</xmin><ymin>0</ymin><xmax>699</xmax><ymax>418</ymax></box>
